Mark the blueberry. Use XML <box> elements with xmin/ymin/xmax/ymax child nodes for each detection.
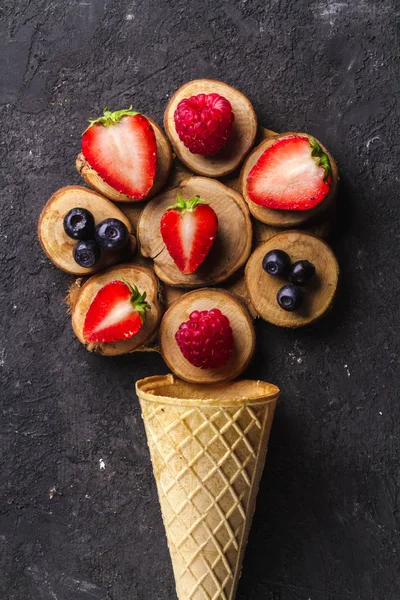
<box><xmin>95</xmin><ymin>218</ymin><xmax>129</xmax><ymax>251</ymax></box>
<box><xmin>288</xmin><ymin>260</ymin><xmax>316</xmax><ymax>285</ymax></box>
<box><xmin>73</xmin><ymin>239</ymin><xmax>100</xmax><ymax>268</ymax></box>
<box><xmin>262</xmin><ymin>249</ymin><xmax>291</xmax><ymax>277</ymax></box>
<box><xmin>277</xmin><ymin>284</ymin><xmax>303</xmax><ymax>311</ymax></box>
<box><xmin>63</xmin><ymin>207</ymin><xmax>95</xmax><ymax>240</ymax></box>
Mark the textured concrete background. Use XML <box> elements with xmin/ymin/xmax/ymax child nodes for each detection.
<box><xmin>1</xmin><ymin>1</ymin><xmax>399</xmax><ymax>599</ymax></box>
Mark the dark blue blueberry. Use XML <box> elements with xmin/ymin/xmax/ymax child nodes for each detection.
<box><xmin>95</xmin><ymin>218</ymin><xmax>129</xmax><ymax>251</ymax></box>
<box><xmin>262</xmin><ymin>249</ymin><xmax>291</xmax><ymax>277</ymax></box>
<box><xmin>73</xmin><ymin>239</ymin><xmax>100</xmax><ymax>268</ymax></box>
<box><xmin>63</xmin><ymin>207</ymin><xmax>95</xmax><ymax>240</ymax></box>
<box><xmin>288</xmin><ymin>260</ymin><xmax>316</xmax><ymax>285</ymax></box>
<box><xmin>277</xmin><ymin>284</ymin><xmax>303</xmax><ymax>311</ymax></box>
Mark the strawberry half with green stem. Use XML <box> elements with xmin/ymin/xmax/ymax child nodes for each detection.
<box><xmin>160</xmin><ymin>194</ymin><xmax>218</xmax><ymax>274</ymax></box>
<box><xmin>82</xmin><ymin>107</ymin><xmax>157</xmax><ymax>200</ymax></box>
<box><xmin>247</xmin><ymin>134</ymin><xmax>332</xmax><ymax>211</ymax></box>
<box><xmin>83</xmin><ymin>280</ymin><xmax>150</xmax><ymax>343</ymax></box>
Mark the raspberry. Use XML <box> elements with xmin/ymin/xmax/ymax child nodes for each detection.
<box><xmin>174</xmin><ymin>93</ymin><xmax>235</xmax><ymax>156</ymax></box>
<box><xmin>175</xmin><ymin>308</ymin><xmax>234</xmax><ymax>369</ymax></box>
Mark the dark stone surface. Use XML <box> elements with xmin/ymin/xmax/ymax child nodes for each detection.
<box><xmin>1</xmin><ymin>0</ymin><xmax>399</xmax><ymax>598</ymax></box>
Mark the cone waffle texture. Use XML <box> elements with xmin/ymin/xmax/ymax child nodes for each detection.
<box><xmin>136</xmin><ymin>375</ymin><xmax>279</xmax><ymax>600</ymax></box>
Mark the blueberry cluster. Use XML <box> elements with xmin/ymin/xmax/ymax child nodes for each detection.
<box><xmin>262</xmin><ymin>249</ymin><xmax>316</xmax><ymax>312</ymax></box>
<box><xmin>63</xmin><ymin>208</ymin><xmax>129</xmax><ymax>268</ymax></box>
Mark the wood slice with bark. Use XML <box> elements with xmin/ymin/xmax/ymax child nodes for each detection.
<box><xmin>164</xmin><ymin>79</ymin><xmax>257</xmax><ymax>177</ymax></box>
<box><xmin>252</xmin><ymin>198</ymin><xmax>336</xmax><ymax>244</ymax></box>
<box><xmin>240</xmin><ymin>132</ymin><xmax>339</xmax><ymax>227</ymax></box>
<box><xmin>223</xmin><ymin>270</ymin><xmax>258</xmax><ymax>318</ymax></box>
<box><xmin>76</xmin><ymin>117</ymin><xmax>173</xmax><ymax>203</ymax></box>
<box><xmin>71</xmin><ymin>264</ymin><xmax>162</xmax><ymax>355</ymax></box>
<box><xmin>159</xmin><ymin>289</ymin><xmax>256</xmax><ymax>384</ymax></box>
<box><xmin>119</xmin><ymin>202</ymin><xmax>147</xmax><ymax>238</ymax></box>
<box><xmin>38</xmin><ymin>186</ymin><xmax>136</xmax><ymax>276</ymax></box>
<box><xmin>137</xmin><ymin>176</ymin><xmax>252</xmax><ymax>288</ymax></box>
<box><xmin>245</xmin><ymin>231</ymin><xmax>339</xmax><ymax>327</ymax></box>
<box><xmin>161</xmin><ymin>269</ymin><xmax>258</xmax><ymax>319</ymax></box>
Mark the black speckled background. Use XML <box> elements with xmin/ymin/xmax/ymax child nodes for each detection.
<box><xmin>1</xmin><ymin>1</ymin><xmax>399</xmax><ymax>599</ymax></box>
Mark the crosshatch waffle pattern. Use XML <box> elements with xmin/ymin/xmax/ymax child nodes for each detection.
<box><xmin>140</xmin><ymin>400</ymin><xmax>271</xmax><ymax>600</ymax></box>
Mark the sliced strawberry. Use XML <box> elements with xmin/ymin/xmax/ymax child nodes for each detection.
<box><xmin>160</xmin><ymin>195</ymin><xmax>218</xmax><ymax>274</ymax></box>
<box><xmin>247</xmin><ymin>135</ymin><xmax>332</xmax><ymax>211</ymax></box>
<box><xmin>83</xmin><ymin>280</ymin><xmax>150</xmax><ymax>343</ymax></box>
<box><xmin>82</xmin><ymin>108</ymin><xmax>157</xmax><ymax>200</ymax></box>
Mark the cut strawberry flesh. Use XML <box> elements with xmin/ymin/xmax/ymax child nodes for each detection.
<box><xmin>161</xmin><ymin>210</ymin><xmax>186</xmax><ymax>272</ymax></box>
<box><xmin>92</xmin><ymin>300</ymin><xmax>135</xmax><ymax>333</ymax></box>
<box><xmin>181</xmin><ymin>211</ymin><xmax>198</xmax><ymax>259</ymax></box>
<box><xmin>83</xmin><ymin>280</ymin><xmax>146</xmax><ymax>343</ymax></box>
<box><xmin>247</xmin><ymin>135</ymin><xmax>331</xmax><ymax>211</ymax></box>
<box><xmin>82</xmin><ymin>114</ymin><xmax>157</xmax><ymax>199</ymax></box>
<box><xmin>160</xmin><ymin>203</ymin><xmax>218</xmax><ymax>274</ymax></box>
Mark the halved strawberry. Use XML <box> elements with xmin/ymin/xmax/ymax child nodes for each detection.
<box><xmin>83</xmin><ymin>280</ymin><xmax>150</xmax><ymax>343</ymax></box>
<box><xmin>160</xmin><ymin>195</ymin><xmax>218</xmax><ymax>274</ymax></box>
<box><xmin>82</xmin><ymin>107</ymin><xmax>157</xmax><ymax>200</ymax></box>
<box><xmin>247</xmin><ymin>135</ymin><xmax>332</xmax><ymax>211</ymax></box>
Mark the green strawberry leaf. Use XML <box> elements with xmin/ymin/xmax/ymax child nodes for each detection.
<box><xmin>307</xmin><ymin>135</ymin><xmax>332</xmax><ymax>183</ymax></box>
<box><xmin>88</xmin><ymin>106</ymin><xmax>140</xmax><ymax>127</ymax></box>
<box><xmin>123</xmin><ymin>280</ymin><xmax>151</xmax><ymax>321</ymax></box>
<box><xmin>167</xmin><ymin>194</ymin><xmax>208</xmax><ymax>212</ymax></box>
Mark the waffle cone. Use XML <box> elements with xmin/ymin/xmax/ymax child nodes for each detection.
<box><xmin>136</xmin><ymin>374</ymin><xmax>279</xmax><ymax>600</ymax></box>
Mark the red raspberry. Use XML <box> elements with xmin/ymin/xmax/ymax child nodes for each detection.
<box><xmin>175</xmin><ymin>308</ymin><xmax>234</xmax><ymax>369</ymax></box>
<box><xmin>174</xmin><ymin>93</ymin><xmax>235</xmax><ymax>156</ymax></box>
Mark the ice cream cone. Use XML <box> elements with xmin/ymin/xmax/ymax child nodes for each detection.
<box><xmin>136</xmin><ymin>374</ymin><xmax>279</xmax><ymax>600</ymax></box>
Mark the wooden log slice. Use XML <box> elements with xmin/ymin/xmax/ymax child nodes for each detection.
<box><xmin>164</xmin><ymin>79</ymin><xmax>257</xmax><ymax>177</ymax></box>
<box><xmin>76</xmin><ymin>117</ymin><xmax>173</xmax><ymax>203</ymax></box>
<box><xmin>159</xmin><ymin>288</ymin><xmax>256</xmax><ymax>384</ymax></box>
<box><xmin>240</xmin><ymin>132</ymin><xmax>339</xmax><ymax>227</ymax></box>
<box><xmin>245</xmin><ymin>231</ymin><xmax>339</xmax><ymax>328</ymax></box>
<box><xmin>137</xmin><ymin>176</ymin><xmax>252</xmax><ymax>288</ymax></box>
<box><xmin>162</xmin><ymin>285</ymin><xmax>185</xmax><ymax>309</ymax></box>
<box><xmin>119</xmin><ymin>202</ymin><xmax>147</xmax><ymax>237</ymax></box>
<box><xmin>161</xmin><ymin>270</ymin><xmax>258</xmax><ymax>319</ymax></box>
<box><xmin>252</xmin><ymin>198</ymin><xmax>336</xmax><ymax>245</ymax></box>
<box><xmin>71</xmin><ymin>264</ymin><xmax>162</xmax><ymax>355</ymax></box>
<box><xmin>38</xmin><ymin>186</ymin><xmax>136</xmax><ymax>276</ymax></box>
<box><xmin>223</xmin><ymin>270</ymin><xmax>258</xmax><ymax>318</ymax></box>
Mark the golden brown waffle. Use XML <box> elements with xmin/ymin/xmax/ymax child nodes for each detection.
<box><xmin>137</xmin><ymin>375</ymin><xmax>279</xmax><ymax>600</ymax></box>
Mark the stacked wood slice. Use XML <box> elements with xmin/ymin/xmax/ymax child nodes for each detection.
<box><xmin>38</xmin><ymin>79</ymin><xmax>340</xmax><ymax>382</ymax></box>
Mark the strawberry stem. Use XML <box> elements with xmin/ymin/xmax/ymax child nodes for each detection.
<box><xmin>308</xmin><ymin>136</ymin><xmax>332</xmax><ymax>183</ymax></box>
<box><xmin>123</xmin><ymin>280</ymin><xmax>150</xmax><ymax>321</ymax></box>
<box><xmin>88</xmin><ymin>106</ymin><xmax>140</xmax><ymax>127</ymax></box>
<box><xmin>167</xmin><ymin>194</ymin><xmax>207</xmax><ymax>212</ymax></box>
